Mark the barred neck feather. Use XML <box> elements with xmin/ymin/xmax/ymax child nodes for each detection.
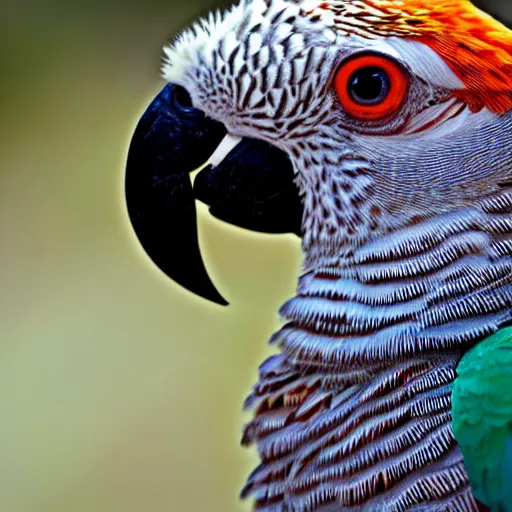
<box><xmin>242</xmin><ymin>190</ymin><xmax>512</xmax><ymax>511</ymax></box>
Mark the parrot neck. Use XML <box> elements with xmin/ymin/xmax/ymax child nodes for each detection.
<box><xmin>242</xmin><ymin>189</ymin><xmax>511</xmax><ymax>510</ymax></box>
<box><xmin>288</xmin><ymin>190</ymin><xmax>512</xmax><ymax>367</ymax></box>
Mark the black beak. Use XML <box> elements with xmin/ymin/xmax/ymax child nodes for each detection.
<box><xmin>125</xmin><ymin>84</ymin><xmax>303</xmax><ymax>305</ymax></box>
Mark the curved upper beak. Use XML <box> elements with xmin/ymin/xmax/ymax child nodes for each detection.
<box><xmin>125</xmin><ymin>84</ymin><xmax>303</xmax><ymax>305</ymax></box>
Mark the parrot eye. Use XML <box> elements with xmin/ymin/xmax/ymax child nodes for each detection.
<box><xmin>334</xmin><ymin>54</ymin><xmax>408</xmax><ymax>121</ymax></box>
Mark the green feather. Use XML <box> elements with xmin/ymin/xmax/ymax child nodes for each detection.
<box><xmin>452</xmin><ymin>326</ymin><xmax>512</xmax><ymax>511</ymax></box>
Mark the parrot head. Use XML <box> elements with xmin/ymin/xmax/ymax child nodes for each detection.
<box><xmin>126</xmin><ymin>0</ymin><xmax>512</xmax><ymax>306</ymax></box>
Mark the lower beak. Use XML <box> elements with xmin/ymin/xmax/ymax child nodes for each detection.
<box><xmin>125</xmin><ymin>84</ymin><xmax>303</xmax><ymax>305</ymax></box>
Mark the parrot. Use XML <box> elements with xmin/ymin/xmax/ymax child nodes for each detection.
<box><xmin>124</xmin><ymin>0</ymin><xmax>512</xmax><ymax>510</ymax></box>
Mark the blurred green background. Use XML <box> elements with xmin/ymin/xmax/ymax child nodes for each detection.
<box><xmin>1</xmin><ymin>0</ymin><xmax>512</xmax><ymax>511</ymax></box>
<box><xmin>0</xmin><ymin>1</ymin><xmax>302</xmax><ymax>511</ymax></box>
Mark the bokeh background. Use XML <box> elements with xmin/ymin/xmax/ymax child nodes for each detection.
<box><xmin>1</xmin><ymin>1</ymin><xmax>511</xmax><ymax>511</ymax></box>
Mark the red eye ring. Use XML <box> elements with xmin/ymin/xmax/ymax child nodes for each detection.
<box><xmin>334</xmin><ymin>54</ymin><xmax>408</xmax><ymax>121</ymax></box>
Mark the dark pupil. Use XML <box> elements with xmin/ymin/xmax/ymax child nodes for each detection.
<box><xmin>348</xmin><ymin>67</ymin><xmax>389</xmax><ymax>105</ymax></box>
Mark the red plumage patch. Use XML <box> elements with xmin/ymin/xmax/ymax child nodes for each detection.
<box><xmin>309</xmin><ymin>0</ymin><xmax>512</xmax><ymax>114</ymax></box>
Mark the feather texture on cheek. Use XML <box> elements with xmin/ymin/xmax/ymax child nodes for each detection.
<box><xmin>352</xmin><ymin>107</ymin><xmax>512</xmax><ymax>220</ymax></box>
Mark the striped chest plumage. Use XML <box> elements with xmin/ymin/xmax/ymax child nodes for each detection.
<box><xmin>242</xmin><ymin>191</ymin><xmax>512</xmax><ymax>511</ymax></box>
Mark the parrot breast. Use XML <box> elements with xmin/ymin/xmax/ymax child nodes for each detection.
<box><xmin>242</xmin><ymin>191</ymin><xmax>512</xmax><ymax>511</ymax></box>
